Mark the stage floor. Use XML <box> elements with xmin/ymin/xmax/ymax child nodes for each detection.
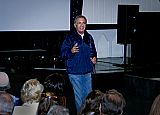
<box><xmin>33</xmin><ymin>57</ymin><xmax>125</xmax><ymax>74</ymax></box>
<box><xmin>95</xmin><ymin>57</ymin><xmax>124</xmax><ymax>73</ymax></box>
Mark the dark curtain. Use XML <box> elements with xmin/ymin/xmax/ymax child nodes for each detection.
<box><xmin>70</xmin><ymin>0</ymin><xmax>83</xmax><ymax>31</ymax></box>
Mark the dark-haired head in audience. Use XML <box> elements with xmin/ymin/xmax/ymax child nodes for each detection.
<box><xmin>80</xmin><ymin>89</ymin><xmax>126</xmax><ymax>115</ymax></box>
<box><xmin>100</xmin><ymin>89</ymin><xmax>126</xmax><ymax>115</ymax></box>
<box><xmin>80</xmin><ymin>89</ymin><xmax>104</xmax><ymax>115</ymax></box>
<box><xmin>38</xmin><ymin>73</ymin><xmax>66</xmax><ymax>115</ymax></box>
<box><xmin>149</xmin><ymin>94</ymin><xmax>160</xmax><ymax>115</ymax></box>
<box><xmin>47</xmin><ymin>105</ymin><xmax>70</xmax><ymax>115</ymax></box>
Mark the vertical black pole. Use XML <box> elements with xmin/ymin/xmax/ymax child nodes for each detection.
<box><xmin>124</xmin><ymin>43</ymin><xmax>127</xmax><ymax>74</ymax></box>
<box><xmin>70</xmin><ymin>0</ymin><xmax>83</xmax><ymax>31</ymax></box>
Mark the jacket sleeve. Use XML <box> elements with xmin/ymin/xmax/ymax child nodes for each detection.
<box><xmin>89</xmin><ymin>35</ymin><xmax>97</xmax><ymax>58</ymax></box>
<box><xmin>61</xmin><ymin>36</ymin><xmax>74</xmax><ymax>60</ymax></box>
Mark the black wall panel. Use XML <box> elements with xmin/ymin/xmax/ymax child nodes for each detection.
<box><xmin>131</xmin><ymin>12</ymin><xmax>160</xmax><ymax>67</ymax></box>
<box><xmin>117</xmin><ymin>5</ymin><xmax>139</xmax><ymax>44</ymax></box>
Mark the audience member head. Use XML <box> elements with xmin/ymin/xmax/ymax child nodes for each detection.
<box><xmin>44</xmin><ymin>73</ymin><xmax>66</xmax><ymax>96</ymax></box>
<box><xmin>20</xmin><ymin>79</ymin><xmax>44</xmax><ymax>103</ymax></box>
<box><xmin>80</xmin><ymin>89</ymin><xmax>104</xmax><ymax>115</ymax></box>
<box><xmin>149</xmin><ymin>94</ymin><xmax>160</xmax><ymax>115</ymax></box>
<box><xmin>38</xmin><ymin>73</ymin><xmax>66</xmax><ymax>115</ymax></box>
<box><xmin>0</xmin><ymin>92</ymin><xmax>14</xmax><ymax>115</ymax></box>
<box><xmin>43</xmin><ymin>73</ymin><xmax>66</xmax><ymax>106</ymax></box>
<box><xmin>100</xmin><ymin>89</ymin><xmax>126</xmax><ymax>115</ymax></box>
<box><xmin>47</xmin><ymin>105</ymin><xmax>70</xmax><ymax>115</ymax></box>
<box><xmin>38</xmin><ymin>91</ymin><xmax>59</xmax><ymax>115</ymax></box>
<box><xmin>0</xmin><ymin>72</ymin><xmax>10</xmax><ymax>91</ymax></box>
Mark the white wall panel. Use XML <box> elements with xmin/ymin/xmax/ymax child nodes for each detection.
<box><xmin>0</xmin><ymin>0</ymin><xmax>70</xmax><ymax>31</ymax></box>
<box><xmin>88</xmin><ymin>29</ymin><xmax>124</xmax><ymax>58</ymax></box>
<box><xmin>83</xmin><ymin>0</ymin><xmax>160</xmax><ymax>24</ymax></box>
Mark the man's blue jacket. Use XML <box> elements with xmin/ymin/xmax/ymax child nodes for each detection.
<box><xmin>61</xmin><ymin>31</ymin><xmax>97</xmax><ymax>74</ymax></box>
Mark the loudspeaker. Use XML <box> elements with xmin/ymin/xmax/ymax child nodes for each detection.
<box><xmin>117</xmin><ymin>5</ymin><xmax>139</xmax><ymax>44</ymax></box>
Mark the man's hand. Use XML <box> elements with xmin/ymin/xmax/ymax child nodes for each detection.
<box><xmin>71</xmin><ymin>43</ymin><xmax>79</xmax><ymax>53</ymax></box>
<box><xmin>91</xmin><ymin>57</ymin><xmax>96</xmax><ymax>64</ymax></box>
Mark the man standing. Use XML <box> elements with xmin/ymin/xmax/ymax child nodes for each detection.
<box><xmin>61</xmin><ymin>15</ymin><xmax>97</xmax><ymax>114</ymax></box>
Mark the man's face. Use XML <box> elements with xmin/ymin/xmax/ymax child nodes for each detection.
<box><xmin>75</xmin><ymin>17</ymin><xmax>86</xmax><ymax>35</ymax></box>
